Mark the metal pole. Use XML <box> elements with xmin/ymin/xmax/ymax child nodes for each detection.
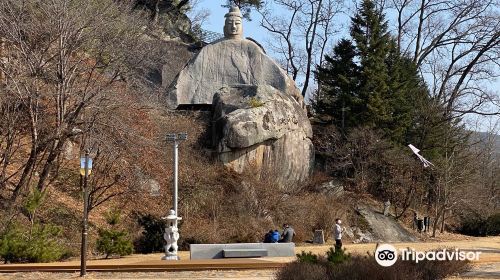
<box><xmin>173</xmin><ymin>140</ymin><xmax>178</xmax><ymax>216</ymax></box>
<box><xmin>80</xmin><ymin>150</ymin><xmax>89</xmax><ymax>277</ymax></box>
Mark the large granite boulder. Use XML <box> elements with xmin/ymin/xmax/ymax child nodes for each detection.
<box><xmin>213</xmin><ymin>85</ymin><xmax>313</xmax><ymax>185</ymax></box>
<box><xmin>163</xmin><ymin>7</ymin><xmax>313</xmax><ymax>185</ymax></box>
<box><xmin>166</xmin><ymin>38</ymin><xmax>304</xmax><ymax>110</ymax></box>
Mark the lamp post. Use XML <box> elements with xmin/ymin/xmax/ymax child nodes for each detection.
<box><xmin>162</xmin><ymin>133</ymin><xmax>187</xmax><ymax>261</ymax></box>
<box><xmin>80</xmin><ymin>150</ymin><xmax>92</xmax><ymax>277</ymax></box>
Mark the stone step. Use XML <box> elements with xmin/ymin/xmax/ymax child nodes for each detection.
<box><xmin>223</xmin><ymin>249</ymin><xmax>268</xmax><ymax>258</ymax></box>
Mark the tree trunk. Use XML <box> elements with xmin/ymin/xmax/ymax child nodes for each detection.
<box><xmin>413</xmin><ymin>0</ymin><xmax>425</xmax><ymax>64</ymax></box>
<box><xmin>36</xmin><ymin>133</ymin><xmax>69</xmax><ymax>192</ymax></box>
<box><xmin>440</xmin><ymin>209</ymin><xmax>446</xmax><ymax>233</ymax></box>
<box><xmin>10</xmin><ymin>148</ymin><xmax>37</xmax><ymax>202</ymax></box>
<box><xmin>153</xmin><ymin>0</ymin><xmax>160</xmax><ymax>23</ymax></box>
<box><xmin>301</xmin><ymin>0</ymin><xmax>323</xmax><ymax>97</ymax></box>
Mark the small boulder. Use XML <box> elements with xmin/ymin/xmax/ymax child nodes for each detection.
<box><xmin>316</xmin><ymin>180</ymin><xmax>345</xmax><ymax>197</ymax></box>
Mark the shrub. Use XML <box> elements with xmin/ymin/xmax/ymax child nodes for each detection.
<box><xmin>104</xmin><ymin>208</ymin><xmax>122</xmax><ymax>226</ymax></box>
<box><xmin>296</xmin><ymin>251</ymin><xmax>319</xmax><ymax>263</ymax></box>
<box><xmin>276</xmin><ymin>262</ymin><xmax>328</xmax><ymax>280</ymax></box>
<box><xmin>0</xmin><ymin>224</ymin><xmax>68</xmax><ymax>263</ymax></box>
<box><xmin>485</xmin><ymin>213</ymin><xmax>500</xmax><ymax>236</ymax></box>
<box><xmin>96</xmin><ymin>229</ymin><xmax>133</xmax><ymax>258</ymax></box>
<box><xmin>326</xmin><ymin>247</ymin><xmax>350</xmax><ymax>264</ymax></box>
<box><xmin>276</xmin><ymin>251</ymin><xmax>470</xmax><ymax>280</ymax></box>
<box><xmin>96</xmin><ymin>209</ymin><xmax>133</xmax><ymax>258</ymax></box>
<box><xmin>0</xmin><ymin>226</ymin><xmax>28</xmax><ymax>263</ymax></box>
<box><xmin>134</xmin><ymin>213</ymin><xmax>166</xmax><ymax>253</ymax></box>
<box><xmin>458</xmin><ymin>213</ymin><xmax>500</xmax><ymax>236</ymax></box>
<box><xmin>248</xmin><ymin>97</ymin><xmax>264</xmax><ymax>107</ymax></box>
<box><xmin>458</xmin><ymin>216</ymin><xmax>487</xmax><ymax>236</ymax></box>
<box><xmin>330</xmin><ymin>256</ymin><xmax>470</xmax><ymax>280</ymax></box>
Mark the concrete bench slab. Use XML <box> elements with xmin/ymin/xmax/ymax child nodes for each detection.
<box><xmin>223</xmin><ymin>248</ymin><xmax>268</xmax><ymax>258</ymax></box>
<box><xmin>190</xmin><ymin>243</ymin><xmax>295</xmax><ymax>259</ymax></box>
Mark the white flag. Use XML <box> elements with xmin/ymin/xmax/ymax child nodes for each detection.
<box><xmin>408</xmin><ymin>144</ymin><xmax>434</xmax><ymax>168</ymax></box>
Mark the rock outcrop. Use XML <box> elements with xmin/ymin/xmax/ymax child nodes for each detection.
<box><xmin>212</xmin><ymin>85</ymin><xmax>313</xmax><ymax>185</ymax></box>
<box><xmin>166</xmin><ymin>38</ymin><xmax>304</xmax><ymax>110</ymax></box>
<box><xmin>163</xmin><ymin>7</ymin><xmax>313</xmax><ymax>185</ymax></box>
<box><xmin>355</xmin><ymin>204</ymin><xmax>416</xmax><ymax>242</ymax></box>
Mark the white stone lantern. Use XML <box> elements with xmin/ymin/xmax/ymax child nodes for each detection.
<box><xmin>162</xmin><ymin>209</ymin><xmax>182</xmax><ymax>260</ymax></box>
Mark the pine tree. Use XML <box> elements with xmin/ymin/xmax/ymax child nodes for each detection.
<box><xmin>313</xmin><ymin>39</ymin><xmax>360</xmax><ymax>131</ymax></box>
<box><xmin>222</xmin><ymin>0</ymin><xmax>263</xmax><ymax>21</ymax></box>
<box><xmin>385</xmin><ymin>41</ymin><xmax>428</xmax><ymax>143</ymax></box>
<box><xmin>350</xmin><ymin>0</ymin><xmax>391</xmax><ymax>127</ymax></box>
<box><xmin>314</xmin><ymin>0</ymin><xmax>445</xmax><ymax>147</ymax></box>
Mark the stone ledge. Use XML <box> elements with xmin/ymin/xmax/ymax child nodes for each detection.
<box><xmin>190</xmin><ymin>243</ymin><xmax>295</xmax><ymax>259</ymax></box>
<box><xmin>223</xmin><ymin>248</ymin><xmax>268</xmax><ymax>258</ymax></box>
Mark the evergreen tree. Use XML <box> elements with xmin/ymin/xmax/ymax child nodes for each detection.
<box><xmin>96</xmin><ymin>209</ymin><xmax>133</xmax><ymax>258</ymax></box>
<box><xmin>222</xmin><ymin>0</ymin><xmax>263</xmax><ymax>21</ymax></box>
<box><xmin>313</xmin><ymin>39</ymin><xmax>360</xmax><ymax>131</ymax></box>
<box><xmin>314</xmin><ymin>0</ymin><xmax>439</xmax><ymax>146</ymax></box>
<box><xmin>385</xmin><ymin>41</ymin><xmax>428</xmax><ymax>143</ymax></box>
<box><xmin>350</xmin><ymin>0</ymin><xmax>391</xmax><ymax>128</ymax></box>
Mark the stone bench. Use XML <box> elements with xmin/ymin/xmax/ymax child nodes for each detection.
<box><xmin>223</xmin><ymin>248</ymin><xmax>268</xmax><ymax>258</ymax></box>
<box><xmin>190</xmin><ymin>243</ymin><xmax>295</xmax><ymax>259</ymax></box>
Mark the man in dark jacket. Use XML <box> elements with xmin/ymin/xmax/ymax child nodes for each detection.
<box><xmin>264</xmin><ymin>230</ymin><xmax>273</xmax><ymax>243</ymax></box>
<box><xmin>279</xmin><ymin>224</ymin><xmax>295</xmax><ymax>243</ymax></box>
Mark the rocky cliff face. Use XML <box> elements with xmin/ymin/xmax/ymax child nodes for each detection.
<box><xmin>164</xmin><ymin>37</ymin><xmax>313</xmax><ymax>185</ymax></box>
<box><xmin>213</xmin><ymin>85</ymin><xmax>313</xmax><ymax>185</ymax></box>
<box><xmin>166</xmin><ymin>39</ymin><xmax>305</xmax><ymax>110</ymax></box>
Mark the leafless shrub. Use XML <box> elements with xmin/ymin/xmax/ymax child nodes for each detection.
<box><xmin>277</xmin><ymin>253</ymin><xmax>470</xmax><ymax>280</ymax></box>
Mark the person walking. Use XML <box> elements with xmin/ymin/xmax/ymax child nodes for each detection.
<box><xmin>334</xmin><ymin>218</ymin><xmax>344</xmax><ymax>251</ymax></box>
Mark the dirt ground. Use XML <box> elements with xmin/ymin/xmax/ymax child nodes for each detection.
<box><xmin>0</xmin><ymin>236</ymin><xmax>498</xmax><ymax>280</ymax></box>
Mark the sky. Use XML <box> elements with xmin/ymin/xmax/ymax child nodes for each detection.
<box><xmin>191</xmin><ymin>1</ymin><xmax>499</xmax><ymax>133</ymax></box>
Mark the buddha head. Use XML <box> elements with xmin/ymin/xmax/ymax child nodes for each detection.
<box><xmin>224</xmin><ymin>6</ymin><xmax>243</xmax><ymax>39</ymax></box>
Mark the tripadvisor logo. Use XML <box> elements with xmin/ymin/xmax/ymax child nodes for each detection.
<box><xmin>374</xmin><ymin>244</ymin><xmax>481</xmax><ymax>267</ymax></box>
<box><xmin>375</xmin><ymin>244</ymin><xmax>398</xmax><ymax>267</ymax></box>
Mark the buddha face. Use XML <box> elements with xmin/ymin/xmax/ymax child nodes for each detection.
<box><xmin>224</xmin><ymin>16</ymin><xmax>243</xmax><ymax>39</ymax></box>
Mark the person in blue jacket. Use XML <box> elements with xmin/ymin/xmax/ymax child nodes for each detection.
<box><xmin>271</xmin><ymin>229</ymin><xmax>280</xmax><ymax>243</ymax></box>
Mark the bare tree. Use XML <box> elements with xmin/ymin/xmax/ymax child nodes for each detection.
<box><xmin>133</xmin><ymin>0</ymin><xmax>190</xmax><ymax>23</ymax></box>
<box><xmin>259</xmin><ymin>0</ymin><xmax>344</xmax><ymax>96</ymax></box>
<box><xmin>460</xmin><ymin>121</ymin><xmax>500</xmax><ymax>219</ymax></box>
<box><xmin>188</xmin><ymin>0</ymin><xmax>211</xmax><ymax>28</ymax></box>
<box><xmin>0</xmin><ymin>0</ymin><xmax>149</xmax><ymax>203</ymax></box>
<box><xmin>385</xmin><ymin>0</ymin><xmax>500</xmax><ymax>119</ymax></box>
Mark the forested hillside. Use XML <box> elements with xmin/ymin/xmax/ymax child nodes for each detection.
<box><xmin>0</xmin><ymin>0</ymin><xmax>498</xmax><ymax>263</ymax></box>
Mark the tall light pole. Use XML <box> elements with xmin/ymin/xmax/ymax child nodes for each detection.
<box><xmin>163</xmin><ymin>132</ymin><xmax>187</xmax><ymax>261</ymax></box>
<box><xmin>80</xmin><ymin>150</ymin><xmax>92</xmax><ymax>277</ymax></box>
<box><xmin>166</xmin><ymin>133</ymin><xmax>187</xmax><ymax>215</ymax></box>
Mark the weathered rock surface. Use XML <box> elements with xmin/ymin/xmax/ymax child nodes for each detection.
<box><xmin>316</xmin><ymin>180</ymin><xmax>345</xmax><ymax>197</ymax></box>
<box><xmin>164</xmin><ymin>7</ymin><xmax>313</xmax><ymax>185</ymax></box>
<box><xmin>344</xmin><ymin>226</ymin><xmax>376</xmax><ymax>243</ymax></box>
<box><xmin>355</xmin><ymin>204</ymin><xmax>416</xmax><ymax>242</ymax></box>
<box><xmin>161</xmin><ymin>41</ymin><xmax>197</xmax><ymax>89</ymax></box>
<box><xmin>212</xmin><ymin>85</ymin><xmax>313</xmax><ymax>185</ymax></box>
<box><xmin>166</xmin><ymin>39</ymin><xmax>304</xmax><ymax>109</ymax></box>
